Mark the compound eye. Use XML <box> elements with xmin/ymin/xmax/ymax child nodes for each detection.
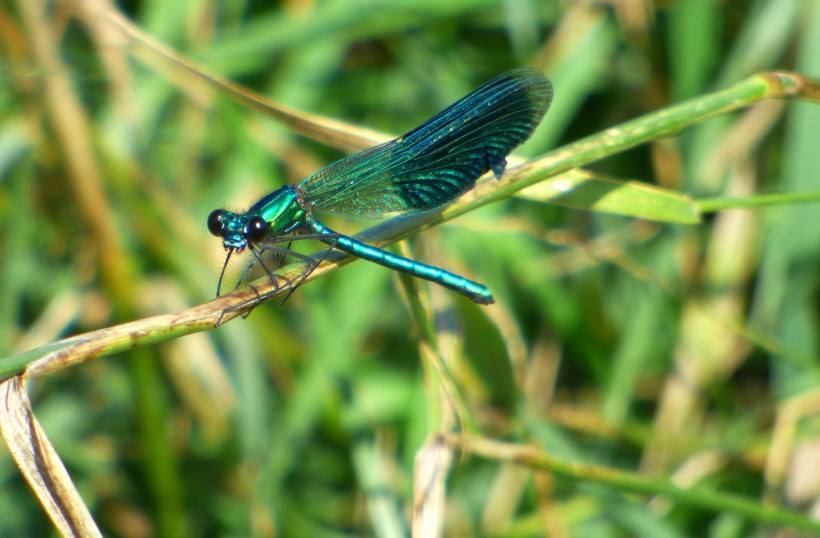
<box><xmin>247</xmin><ymin>216</ymin><xmax>268</xmax><ymax>244</ymax></box>
<box><xmin>207</xmin><ymin>210</ymin><xmax>224</xmax><ymax>236</ymax></box>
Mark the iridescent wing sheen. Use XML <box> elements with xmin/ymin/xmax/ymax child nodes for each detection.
<box><xmin>300</xmin><ymin>68</ymin><xmax>552</xmax><ymax>218</ymax></box>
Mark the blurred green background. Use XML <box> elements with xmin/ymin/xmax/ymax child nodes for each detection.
<box><xmin>1</xmin><ymin>0</ymin><xmax>819</xmax><ymax>536</ymax></box>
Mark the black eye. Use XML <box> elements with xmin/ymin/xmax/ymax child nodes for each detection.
<box><xmin>247</xmin><ymin>216</ymin><xmax>268</xmax><ymax>244</ymax></box>
<box><xmin>207</xmin><ymin>210</ymin><xmax>224</xmax><ymax>236</ymax></box>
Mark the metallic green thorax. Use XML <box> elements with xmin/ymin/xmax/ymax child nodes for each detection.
<box><xmin>250</xmin><ymin>186</ymin><xmax>306</xmax><ymax>234</ymax></box>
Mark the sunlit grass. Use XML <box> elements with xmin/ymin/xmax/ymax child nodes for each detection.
<box><xmin>1</xmin><ymin>1</ymin><xmax>819</xmax><ymax>536</ymax></box>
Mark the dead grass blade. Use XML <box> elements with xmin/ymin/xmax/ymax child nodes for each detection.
<box><xmin>0</xmin><ymin>377</ymin><xmax>101</xmax><ymax>537</ymax></box>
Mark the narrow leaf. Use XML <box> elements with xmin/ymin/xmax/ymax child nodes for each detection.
<box><xmin>0</xmin><ymin>377</ymin><xmax>101</xmax><ymax>538</ymax></box>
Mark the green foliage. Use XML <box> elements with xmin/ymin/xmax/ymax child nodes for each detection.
<box><xmin>1</xmin><ymin>0</ymin><xmax>819</xmax><ymax>536</ymax></box>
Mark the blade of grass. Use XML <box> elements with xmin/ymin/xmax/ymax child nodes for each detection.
<box><xmin>696</xmin><ymin>191</ymin><xmax>820</xmax><ymax>214</ymax></box>
<box><xmin>516</xmin><ymin>169</ymin><xmax>699</xmax><ymax>224</ymax></box>
<box><xmin>458</xmin><ymin>433</ymin><xmax>820</xmax><ymax>533</ymax></box>
<box><xmin>0</xmin><ymin>377</ymin><xmax>102</xmax><ymax>538</ymax></box>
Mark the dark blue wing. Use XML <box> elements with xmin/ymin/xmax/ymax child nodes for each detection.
<box><xmin>301</xmin><ymin>68</ymin><xmax>552</xmax><ymax>217</ymax></box>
